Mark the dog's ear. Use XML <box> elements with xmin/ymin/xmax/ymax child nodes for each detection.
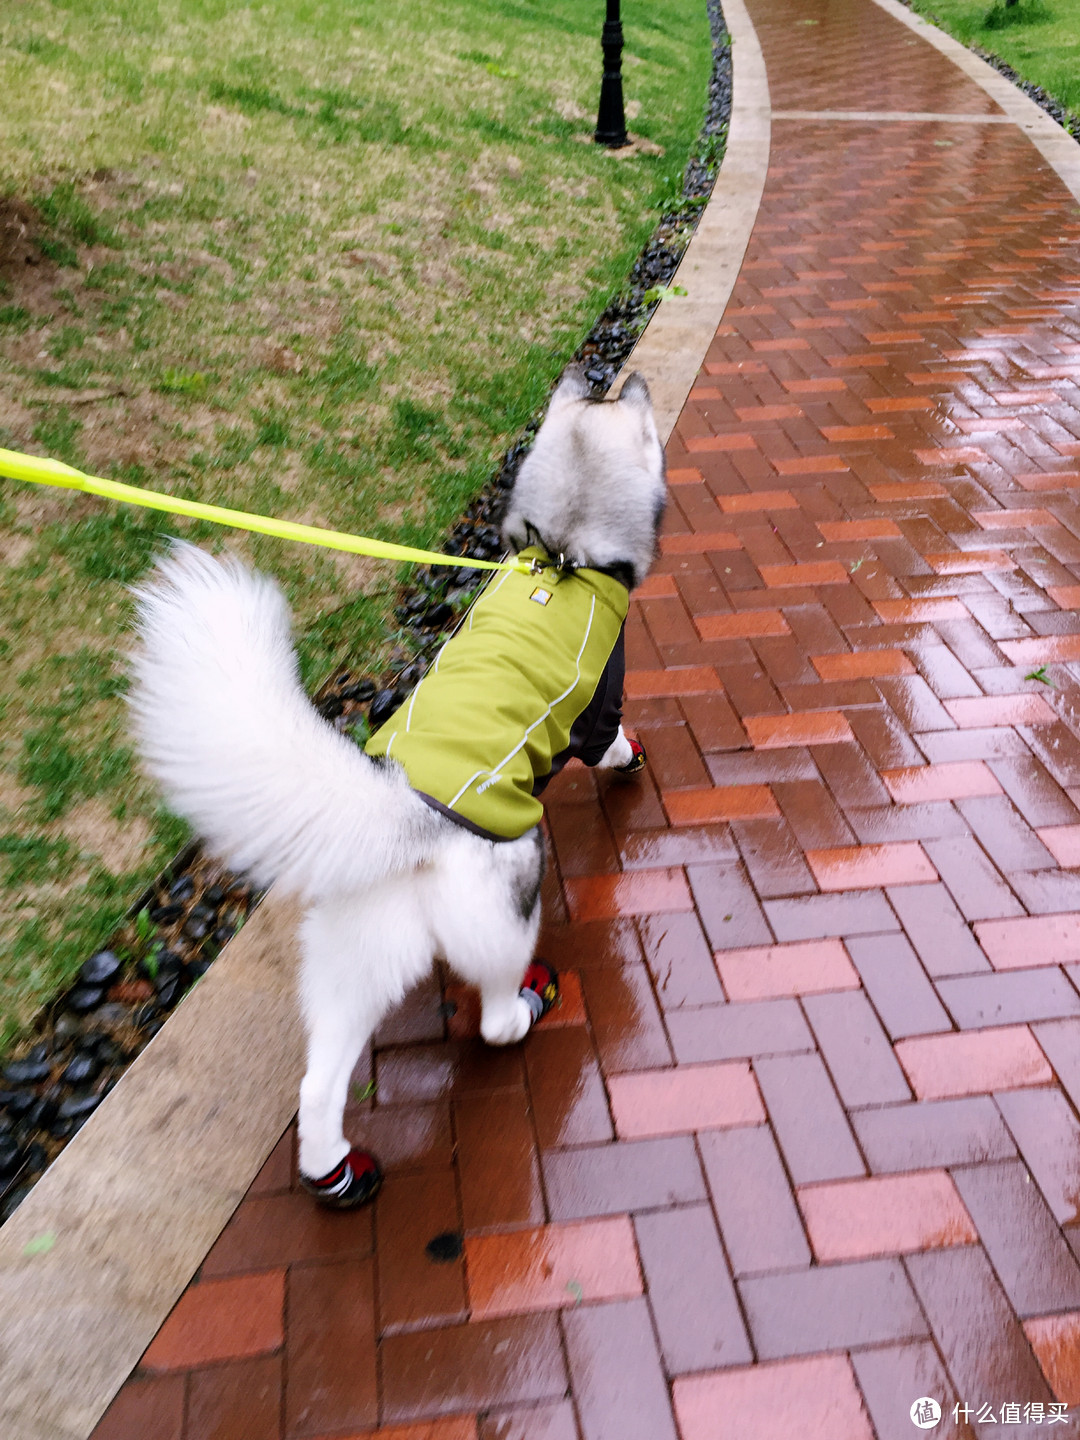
<box><xmin>549</xmin><ymin>363</ymin><xmax>591</xmax><ymax>409</ymax></box>
<box><xmin>618</xmin><ymin>372</ymin><xmax>652</xmax><ymax>410</ymax></box>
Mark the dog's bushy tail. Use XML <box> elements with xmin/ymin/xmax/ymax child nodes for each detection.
<box><xmin>129</xmin><ymin>543</ymin><xmax>439</xmax><ymax>900</ymax></box>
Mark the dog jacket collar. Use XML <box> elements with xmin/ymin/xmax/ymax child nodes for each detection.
<box><xmin>364</xmin><ymin>546</ymin><xmax>628</xmax><ymax>840</ymax></box>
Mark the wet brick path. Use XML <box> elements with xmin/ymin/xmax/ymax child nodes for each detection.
<box><xmin>91</xmin><ymin>0</ymin><xmax>1080</xmax><ymax>1436</ymax></box>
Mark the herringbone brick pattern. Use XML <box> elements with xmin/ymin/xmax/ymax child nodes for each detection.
<box><xmin>755</xmin><ymin>0</ymin><xmax>1002</xmax><ymax>113</ymax></box>
<box><xmin>91</xmin><ymin>0</ymin><xmax>1080</xmax><ymax>1436</ymax></box>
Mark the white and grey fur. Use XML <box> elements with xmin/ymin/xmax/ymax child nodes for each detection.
<box><xmin>128</xmin><ymin>367</ymin><xmax>666</xmax><ymax>1183</ymax></box>
<box><xmin>503</xmin><ymin>368</ymin><xmax>665</xmax><ymax>589</ymax></box>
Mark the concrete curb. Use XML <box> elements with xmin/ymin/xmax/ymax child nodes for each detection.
<box><xmin>0</xmin><ymin>895</ymin><xmax>304</xmax><ymax>1440</ymax></box>
<box><xmin>871</xmin><ymin>0</ymin><xmax>1080</xmax><ymax>205</ymax></box>
<box><xmin>613</xmin><ymin>0</ymin><xmax>771</xmax><ymax>443</ymax></box>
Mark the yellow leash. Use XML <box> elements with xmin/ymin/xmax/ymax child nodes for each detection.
<box><xmin>0</xmin><ymin>446</ymin><xmax>532</xmax><ymax>575</ymax></box>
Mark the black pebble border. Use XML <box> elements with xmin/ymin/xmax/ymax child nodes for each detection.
<box><xmin>0</xmin><ymin>0</ymin><xmax>732</xmax><ymax>1226</ymax></box>
<box><xmin>0</xmin><ymin>847</ymin><xmax>258</xmax><ymax>1222</ymax></box>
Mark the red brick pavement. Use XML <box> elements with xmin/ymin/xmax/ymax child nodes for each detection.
<box><xmin>91</xmin><ymin>0</ymin><xmax>1080</xmax><ymax>1435</ymax></box>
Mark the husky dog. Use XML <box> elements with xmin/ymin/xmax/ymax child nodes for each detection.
<box><xmin>128</xmin><ymin>367</ymin><xmax>666</xmax><ymax>1206</ymax></box>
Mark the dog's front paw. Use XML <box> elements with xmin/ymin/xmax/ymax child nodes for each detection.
<box><xmin>519</xmin><ymin>959</ymin><xmax>559</xmax><ymax>1022</ymax></box>
<box><xmin>598</xmin><ymin>729</ymin><xmax>635</xmax><ymax>769</ymax></box>
<box><xmin>612</xmin><ymin>736</ymin><xmax>647</xmax><ymax>776</ymax></box>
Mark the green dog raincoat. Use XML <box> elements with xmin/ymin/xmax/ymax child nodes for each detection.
<box><xmin>365</xmin><ymin>547</ymin><xmax>629</xmax><ymax>840</ymax></box>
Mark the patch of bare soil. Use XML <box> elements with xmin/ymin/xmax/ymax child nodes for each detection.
<box><xmin>0</xmin><ymin>196</ymin><xmax>59</xmax><ymax>312</ymax></box>
<box><xmin>57</xmin><ymin>801</ymin><xmax>150</xmax><ymax>873</ymax></box>
<box><xmin>0</xmin><ymin>193</ymin><xmax>168</xmax><ymax>474</ymax></box>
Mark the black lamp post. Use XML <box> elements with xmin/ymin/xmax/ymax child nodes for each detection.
<box><xmin>594</xmin><ymin>0</ymin><xmax>628</xmax><ymax>148</ymax></box>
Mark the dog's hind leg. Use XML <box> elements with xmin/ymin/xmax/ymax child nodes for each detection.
<box><xmin>433</xmin><ymin>828</ymin><xmax>546</xmax><ymax>1047</ymax></box>
<box><xmin>477</xmin><ymin>961</ymin><xmax>536</xmax><ymax>1047</ymax></box>
<box><xmin>296</xmin><ymin>885</ymin><xmax>433</xmax><ymax>1199</ymax></box>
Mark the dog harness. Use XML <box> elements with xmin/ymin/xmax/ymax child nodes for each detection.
<box><xmin>364</xmin><ymin>546</ymin><xmax>629</xmax><ymax>840</ymax></box>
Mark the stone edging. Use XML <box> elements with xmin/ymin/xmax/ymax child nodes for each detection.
<box><xmin>0</xmin><ymin>5</ymin><xmax>774</xmax><ymax>1435</ymax></box>
<box><xmin>0</xmin><ymin>896</ymin><xmax>304</xmax><ymax>1440</ymax></box>
<box><xmin>871</xmin><ymin>0</ymin><xmax>1080</xmax><ymax>206</ymax></box>
<box><xmin>610</xmin><ymin>0</ymin><xmax>770</xmax><ymax>439</ymax></box>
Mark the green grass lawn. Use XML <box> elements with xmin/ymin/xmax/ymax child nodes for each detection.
<box><xmin>911</xmin><ymin>0</ymin><xmax>1080</xmax><ymax>118</ymax></box>
<box><xmin>0</xmin><ymin>0</ymin><xmax>714</xmax><ymax>1047</ymax></box>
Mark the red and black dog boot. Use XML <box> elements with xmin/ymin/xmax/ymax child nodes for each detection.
<box><xmin>520</xmin><ymin>959</ymin><xmax>559</xmax><ymax>1027</ymax></box>
<box><xmin>301</xmin><ymin>1147</ymin><xmax>383</xmax><ymax>1209</ymax></box>
<box><xmin>614</xmin><ymin>736</ymin><xmax>647</xmax><ymax>777</ymax></box>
